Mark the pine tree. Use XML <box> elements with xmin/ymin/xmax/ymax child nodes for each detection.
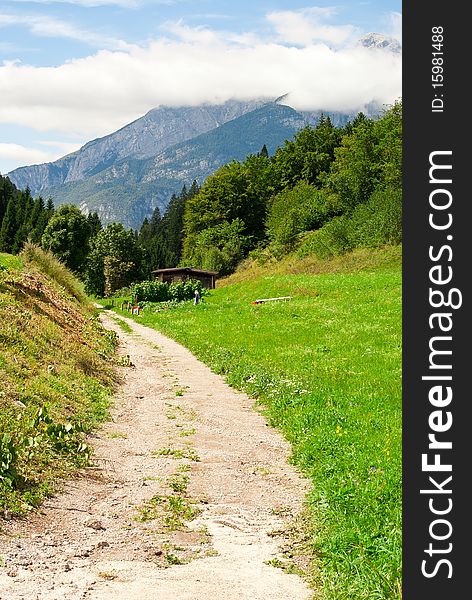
<box><xmin>87</xmin><ymin>212</ymin><xmax>102</xmax><ymax>238</ymax></box>
<box><xmin>12</xmin><ymin>189</ymin><xmax>34</xmax><ymax>253</ymax></box>
<box><xmin>0</xmin><ymin>196</ymin><xmax>18</xmax><ymax>253</ymax></box>
<box><xmin>258</xmin><ymin>143</ymin><xmax>269</xmax><ymax>158</ymax></box>
<box><xmin>29</xmin><ymin>197</ymin><xmax>52</xmax><ymax>245</ymax></box>
<box><xmin>0</xmin><ymin>176</ymin><xmax>18</xmax><ymax>226</ymax></box>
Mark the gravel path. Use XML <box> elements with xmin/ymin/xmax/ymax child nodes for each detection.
<box><xmin>0</xmin><ymin>310</ymin><xmax>313</xmax><ymax>600</ymax></box>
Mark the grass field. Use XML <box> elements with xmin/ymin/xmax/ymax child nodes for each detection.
<box><xmin>111</xmin><ymin>246</ymin><xmax>402</xmax><ymax>599</ymax></box>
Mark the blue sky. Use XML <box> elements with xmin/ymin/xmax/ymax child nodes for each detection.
<box><xmin>0</xmin><ymin>1</ymin><xmax>401</xmax><ymax>174</ymax></box>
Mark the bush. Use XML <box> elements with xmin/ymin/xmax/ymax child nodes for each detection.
<box><xmin>132</xmin><ymin>279</ymin><xmax>205</xmax><ymax>303</ymax></box>
<box><xmin>132</xmin><ymin>280</ymin><xmax>169</xmax><ymax>302</ymax></box>
<box><xmin>347</xmin><ymin>187</ymin><xmax>402</xmax><ymax>248</ymax></box>
<box><xmin>266</xmin><ymin>182</ymin><xmax>334</xmax><ymax>254</ymax></box>
<box><xmin>168</xmin><ymin>279</ymin><xmax>205</xmax><ymax>302</ymax></box>
<box><xmin>298</xmin><ymin>187</ymin><xmax>402</xmax><ymax>259</ymax></box>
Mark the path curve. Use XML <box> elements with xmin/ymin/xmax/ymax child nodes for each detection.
<box><xmin>0</xmin><ymin>310</ymin><xmax>313</xmax><ymax>600</ymax></box>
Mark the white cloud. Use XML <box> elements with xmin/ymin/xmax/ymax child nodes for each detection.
<box><xmin>0</xmin><ymin>12</ymin><xmax>131</xmax><ymax>48</ymax></box>
<box><xmin>388</xmin><ymin>11</ymin><xmax>402</xmax><ymax>43</ymax></box>
<box><xmin>9</xmin><ymin>1</ymin><xmax>143</xmax><ymax>7</ymax></box>
<box><xmin>0</xmin><ymin>142</ymin><xmax>69</xmax><ymax>167</ymax></box>
<box><xmin>266</xmin><ymin>7</ymin><xmax>357</xmax><ymax>47</ymax></box>
<box><xmin>0</xmin><ymin>20</ymin><xmax>401</xmax><ymax>168</ymax></box>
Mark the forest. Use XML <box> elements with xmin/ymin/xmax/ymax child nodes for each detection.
<box><xmin>0</xmin><ymin>101</ymin><xmax>401</xmax><ymax>294</ymax></box>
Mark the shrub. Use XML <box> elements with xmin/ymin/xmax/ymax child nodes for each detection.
<box><xmin>298</xmin><ymin>216</ymin><xmax>352</xmax><ymax>259</ymax></box>
<box><xmin>132</xmin><ymin>279</ymin><xmax>205</xmax><ymax>303</ymax></box>
<box><xmin>168</xmin><ymin>279</ymin><xmax>205</xmax><ymax>302</ymax></box>
<box><xmin>347</xmin><ymin>187</ymin><xmax>402</xmax><ymax>248</ymax></box>
<box><xmin>132</xmin><ymin>280</ymin><xmax>169</xmax><ymax>302</ymax></box>
<box><xmin>298</xmin><ymin>187</ymin><xmax>402</xmax><ymax>259</ymax></box>
<box><xmin>266</xmin><ymin>182</ymin><xmax>334</xmax><ymax>255</ymax></box>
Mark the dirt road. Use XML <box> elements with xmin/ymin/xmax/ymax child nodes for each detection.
<box><xmin>0</xmin><ymin>310</ymin><xmax>314</xmax><ymax>599</ymax></box>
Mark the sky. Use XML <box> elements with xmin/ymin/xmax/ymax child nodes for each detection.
<box><xmin>0</xmin><ymin>1</ymin><xmax>402</xmax><ymax>175</ymax></box>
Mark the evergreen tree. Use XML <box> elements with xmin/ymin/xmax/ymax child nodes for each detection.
<box><xmin>87</xmin><ymin>212</ymin><xmax>102</xmax><ymax>238</ymax></box>
<box><xmin>0</xmin><ymin>196</ymin><xmax>17</xmax><ymax>253</ymax></box>
<box><xmin>137</xmin><ymin>183</ymin><xmax>199</xmax><ymax>271</ymax></box>
<box><xmin>30</xmin><ymin>197</ymin><xmax>52</xmax><ymax>245</ymax></box>
<box><xmin>45</xmin><ymin>197</ymin><xmax>55</xmax><ymax>216</ymax></box>
<box><xmin>0</xmin><ymin>176</ymin><xmax>18</xmax><ymax>226</ymax></box>
<box><xmin>258</xmin><ymin>143</ymin><xmax>269</xmax><ymax>158</ymax></box>
<box><xmin>148</xmin><ymin>206</ymin><xmax>161</xmax><ymax>237</ymax></box>
<box><xmin>12</xmin><ymin>189</ymin><xmax>34</xmax><ymax>254</ymax></box>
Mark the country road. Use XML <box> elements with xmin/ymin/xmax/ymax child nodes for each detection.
<box><xmin>0</xmin><ymin>309</ymin><xmax>313</xmax><ymax>600</ymax></box>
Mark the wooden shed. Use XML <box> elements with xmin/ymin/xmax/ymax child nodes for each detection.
<box><xmin>151</xmin><ymin>267</ymin><xmax>218</xmax><ymax>289</ymax></box>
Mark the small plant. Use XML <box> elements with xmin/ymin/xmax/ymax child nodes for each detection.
<box><xmin>117</xmin><ymin>354</ymin><xmax>135</xmax><ymax>367</ymax></box>
<box><xmin>98</xmin><ymin>571</ymin><xmax>117</xmax><ymax>580</ymax></box>
<box><xmin>165</xmin><ymin>553</ymin><xmax>184</xmax><ymax>565</ymax></box>
<box><xmin>179</xmin><ymin>427</ymin><xmax>196</xmax><ymax>438</ymax></box>
<box><xmin>0</xmin><ymin>433</ymin><xmax>18</xmax><ymax>490</ymax></box>
<box><xmin>32</xmin><ymin>406</ymin><xmax>92</xmax><ymax>464</ymax></box>
<box><xmin>107</xmin><ymin>431</ymin><xmax>128</xmax><ymax>439</ymax></box>
<box><xmin>168</xmin><ymin>473</ymin><xmax>189</xmax><ymax>494</ymax></box>
<box><xmin>136</xmin><ymin>493</ymin><xmax>201</xmax><ymax>529</ymax></box>
<box><xmin>153</xmin><ymin>447</ymin><xmax>200</xmax><ymax>462</ymax></box>
<box><xmin>265</xmin><ymin>557</ymin><xmax>305</xmax><ymax>576</ymax></box>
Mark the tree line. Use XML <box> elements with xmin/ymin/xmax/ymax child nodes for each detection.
<box><xmin>180</xmin><ymin>101</ymin><xmax>402</xmax><ymax>274</ymax></box>
<box><xmin>0</xmin><ymin>100</ymin><xmax>401</xmax><ymax>294</ymax></box>
<box><xmin>0</xmin><ymin>173</ymin><xmax>198</xmax><ymax>296</ymax></box>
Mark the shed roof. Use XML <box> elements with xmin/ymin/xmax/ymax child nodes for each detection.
<box><xmin>151</xmin><ymin>267</ymin><xmax>218</xmax><ymax>276</ymax></box>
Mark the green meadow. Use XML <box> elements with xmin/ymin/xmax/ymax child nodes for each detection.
<box><xmin>112</xmin><ymin>246</ymin><xmax>402</xmax><ymax>599</ymax></box>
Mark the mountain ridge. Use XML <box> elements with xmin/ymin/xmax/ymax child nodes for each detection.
<box><xmin>6</xmin><ymin>99</ymin><xmax>268</xmax><ymax>195</ymax></box>
<box><xmin>38</xmin><ymin>103</ymin><xmax>308</xmax><ymax>229</ymax></box>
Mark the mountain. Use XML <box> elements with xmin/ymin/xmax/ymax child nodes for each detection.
<box><xmin>6</xmin><ymin>99</ymin><xmax>266</xmax><ymax>196</ymax></box>
<box><xmin>358</xmin><ymin>33</ymin><xmax>401</xmax><ymax>53</ymax></box>
<box><xmin>35</xmin><ymin>103</ymin><xmax>307</xmax><ymax>229</ymax></box>
<box><xmin>6</xmin><ymin>99</ymin><xmax>379</xmax><ymax>230</ymax></box>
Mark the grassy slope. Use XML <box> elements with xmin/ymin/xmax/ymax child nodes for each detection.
<box><xmin>112</xmin><ymin>244</ymin><xmax>402</xmax><ymax>599</ymax></box>
<box><xmin>0</xmin><ymin>250</ymin><xmax>117</xmax><ymax>514</ymax></box>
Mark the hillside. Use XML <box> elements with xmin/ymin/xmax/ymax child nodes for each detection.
<box><xmin>0</xmin><ymin>247</ymin><xmax>117</xmax><ymax>514</ymax></box>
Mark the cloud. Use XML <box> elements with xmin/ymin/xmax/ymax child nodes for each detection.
<box><xmin>0</xmin><ymin>12</ymin><xmax>131</xmax><ymax>49</ymax></box>
<box><xmin>0</xmin><ymin>142</ymin><xmax>75</xmax><ymax>168</ymax></box>
<box><xmin>266</xmin><ymin>7</ymin><xmax>357</xmax><ymax>47</ymax></box>
<box><xmin>388</xmin><ymin>11</ymin><xmax>402</xmax><ymax>43</ymax></box>
<box><xmin>8</xmin><ymin>1</ymin><xmax>143</xmax><ymax>7</ymax></box>
<box><xmin>0</xmin><ymin>19</ymin><xmax>401</xmax><ymax>159</ymax></box>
